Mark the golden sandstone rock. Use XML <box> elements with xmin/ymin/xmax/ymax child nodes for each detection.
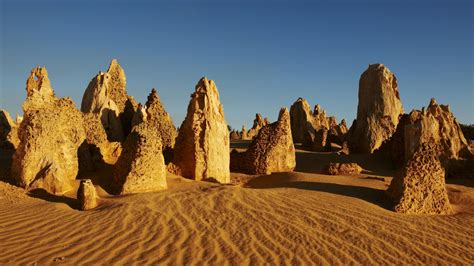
<box><xmin>81</xmin><ymin>59</ymin><xmax>138</xmax><ymax>141</ymax></box>
<box><xmin>77</xmin><ymin>179</ymin><xmax>98</xmax><ymax>211</ymax></box>
<box><xmin>12</xmin><ymin>67</ymin><xmax>86</xmax><ymax>195</ymax></box>
<box><xmin>171</xmin><ymin>77</ymin><xmax>230</xmax><ymax>183</ymax></box>
<box><xmin>387</xmin><ymin>142</ymin><xmax>452</xmax><ymax>214</ymax></box>
<box><xmin>114</xmin><ymin>123</ymin><xmax>167</xmax><ymax>194</ymax></box>
<box><xmin>290</xmin><ymin>98</ymin><xmax>347</xmax><ymax>151</ymax></box>
<box><xmin>142</xmin><ymin>88</ymin><xmax>177</xmax><ymax>153</ymax></box>
<box><xmin>323</xmin><ymin>163</ymin><xmax>363</xmax><ymax>175</ymax></box>
<box><xmin>349</xmin><ymin>64</ymin><xmax>403</xmax><ymax>153</ymax></box>
<box><xmin>231</xmin><ymin>108</ymin><xmax>296</xmax><ymax>175</ymax></box>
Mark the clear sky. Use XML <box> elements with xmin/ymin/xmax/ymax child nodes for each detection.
<box><xmin>1</xmin><ymin>0</ymin><xmax>473</xmax><ymax>129</ymax></box>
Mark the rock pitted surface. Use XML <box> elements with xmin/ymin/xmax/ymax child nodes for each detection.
<box><xmin>382</xmin><ymin>98</ymin><xmax>469</xmax><ymax>167</ymax></box>
<box><xmin>12</xmin><ymin>67</ymin><xmax>86</xmax><ymax>194</ymax></box>
<box><xmin>231</xmin><ymin>108</ymin><xmax>296</xmax><ymax>175</ymax></box>
<box><xmin>114</xmin><ymin>123</ymin><xmax>167</xmax><ymax>194</ymax></box>
<box><xmin>142</xmin><ymin>88</ymin><xmax>177</xmax><ymax>152</ymax></box>
<box><xmin>387</xmin><ymin>142</ymin><xmax>452</xmax><ymax>214</ymax></box>
<box><xmin>171</xmin><ymin>77</ymin><xmax>230</xmax><ymax>183</ymax></box>
<box><xmin>349</xmin><ymin>64</ymin><xmax>403</xmax><ymax>153</ymax></box>
<box><xmin>323</xmin><ymin>163</ymin><xmax>363</xmax><ymax>175</ymax></box>
<box><xmin>77</xmin><ymin>179</ymin><xmax>98</xmax><ymax>211</ymax></box>
<box><xmin>81</xmin><ymin>59</ymin><xmax>138</xmax><ymax>141</ymax></box>
<box><xmin>404</xmin><ymin>98</ymin><xmax>468</xmax><ymax>161</ymax></box>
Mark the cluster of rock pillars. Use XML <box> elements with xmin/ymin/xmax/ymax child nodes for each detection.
<box><xmin>0</xmin><ymin>60</ymin><xmax>471</xmax><ymax>214</ymax></box>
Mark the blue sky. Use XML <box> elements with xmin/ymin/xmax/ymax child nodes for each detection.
<box><xmin>1</xmin><ymin>0</ymin><xmax>472</xmax><ymax>129</ymax></box>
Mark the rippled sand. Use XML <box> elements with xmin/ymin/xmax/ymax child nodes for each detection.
<box><xmin>0</xmin><ymin>148</ymin><xmax>473</xmax><ymax>264</ymax></box>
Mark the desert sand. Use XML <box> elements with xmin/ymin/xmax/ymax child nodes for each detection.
<box><xmin>1</xmin><ymin>142</ymin><xmax>473</xmax><ymax>265</ymax></box>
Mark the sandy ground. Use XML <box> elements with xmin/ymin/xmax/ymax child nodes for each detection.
<box><xmin>0</xmin><ymin>144</ymin><xmax>473</xmax><ymax>265</ymax></box>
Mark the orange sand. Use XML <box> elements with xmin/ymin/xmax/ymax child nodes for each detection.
<box><xmin>0</xmin><ymin>146</ymin><xmax>473</xmax><ymax>264</ymax></box>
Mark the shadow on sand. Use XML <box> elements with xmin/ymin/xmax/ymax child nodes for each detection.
<box><xmin>244</xmin><ymin>172</ymin><xmax>391</xmax><ymax>210</ymax></box>
<box><xmin>28</xmin><ymin>188</ymin><xmax>79</xmax><ymax>210</ymax></box>
<box><xmin>295</xmin><ymin>150</ymin><xmax>396</xmax><ymax>177</ymax></box>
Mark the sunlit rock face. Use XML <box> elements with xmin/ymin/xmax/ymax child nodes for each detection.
<box><xmin>349</xmin><ymin>64</ymin><xmax>403</xmax><ymax>153</ymax></box>
<box><xmin>81</xmin><ymin>59</ymin><xmax>138</xmax><ymax>141</ymax></box>
<box><xmin>114</xmin><ymin>123</ymin><xmax>167</xmax><ymax>194</ymax></box>
<box><xmin>12</xmin><ymin>67</ymin><xmax>86</xmax><ymax>195</ymax></box>
<box><xmin>231</xmin><ymin>108</ymin><xmax>296</xmax><ymax>175</ymax></box>
<box><xmin>171</xmin><ymin>77</ymin><xmax>230</xmax><ymax>183</ymax></box>
<box><xmin>387</xmin><ymin>142</ymin><xmax>452</xmax><ymax>215</ymax></box>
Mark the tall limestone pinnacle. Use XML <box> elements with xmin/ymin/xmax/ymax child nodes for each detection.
<box><xmin>142</xmin><ymin>88</ymin><xmax>177</xmax><ymax>152</ymax></box>
<box><xmin>349</xmin><ymin>63</ymin><xmax>403</xmax><ymax>153</ymax></box>
<box><xmin>171</xmin><ymin>77</ymin><xmax>230</xmax><ymax>183</ymax></box>
<box><xmin>81</xmin><ymin>59</ymin><xmax>138</xmax><ymax>141</ymax></box>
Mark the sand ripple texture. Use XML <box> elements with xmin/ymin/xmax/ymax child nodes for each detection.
<box><xmin>1</xmin><ymin>173</ymin><xmax>473</xmax><ymax>265</ymax></box>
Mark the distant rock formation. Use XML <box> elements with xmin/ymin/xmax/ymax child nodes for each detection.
<box><xmin>77</xmin><ymin>179</ymin><xmax>98</xmax><ymax>211</ymax></box>
<box><xmin>290</xmin><ymin>98</ymin><xmax>314</xmax><ymax>143</ymax></box>
<box><xmin>246</xmin><ymin>113</ymin><xmax>269</xmax><ymax>139</ymax></box>
<box><xmin>171</xmin><ymin>77</ymin><xmax>230</xmax><ymax>183</ymax></box>
<box><xmin>290</xmin><ymin>97</ymin><xmax>348</xmax><ymax>151</ymax></box>
<box><xmin>323</xmin><ymin>163</ymin><xmax>363</xmax><ymax>175</ymax></box>
<box><xmin>231</xmin><ymin>108</ymin><xmax>296</xmax><ymax>175</ymax></box>
<box><xmin>313</xmin><ymin>104</ymin><xmax>330</xmax><ymax>129</ymax></box>
<box><xmin>81</xmin><ymin>59</ymin><xmax>138</xmax><ymax>141</ymax></box>
<box><xmin>134</xmin><ymin>88</ymin><xmax>177</xmax><ymax>154</ymax></box>
<box><xmin>349</xmin><ymin>64</ymin><xmax>403</xmax><ymax>153</ymax></box>
<box><xmin>387</xmin><ymin>142</ymin><xmax>452</xmax><ymax>214</ymax></box>
<box><xmin>12</xmin><ymin>67</ymin><xmax>86</xmax><ymax>195</ymax></box>
<box><xmin>230</xmin><ymin>130</ymin><xmax>241</xmax><ymax>140</ymax></box>
<box><xmin>382</xmin><ymin>98</ymin><xmax>469</xmax><ymax>168</ymax></box>
<box><xmin>241</xmin><ymin>125</ymin><xmax>248</xmax><ymax>140</ymax></box>
<box><xmin>113</xmin><ymin>123</ymin><xmax>167</xmax><ymax>194</ymax></box>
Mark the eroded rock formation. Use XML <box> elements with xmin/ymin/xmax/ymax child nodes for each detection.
<box><xmin>290</xmin><ymin>97</ymin><xmax>348</xmax><ymax>151</ymax></box>
<box><xmin>323</xmin><ymin>163</ymin><xmax>363</xmax><ymax>175</ymax></box>
<box><xmin>231</xmin><ymin>108</ymin><xmax>296</xmax><ymax>175</ymax></box>
<box><xmin>113</xmin><ymin>123</ymin><xmax>167</xmax><ymax>194</ymax></box>
<box><xmin>81</xmin><ymin>59</ymin><xmax>138</xmax><ymax>141</ymax></box>
<box><xmin>142</xmin><ymin>88</ymin><xmax>177</xmax><ymax>152</ymax></box>
<box><xmin>77</xmin><ymin>179</ymin><xmax>98</xmax><ymax>211</ymax></box>
<box><xmin>12</xmin><ymin>67</ymin><xmax>86</xmax><ymax>195</ymax></box>
<box><xmin>382</xmin><ymin>98</ymin><xmax>469</xmax><ymax>168</ymax></box>
<box><xmin>171</xmin><ymin>77</ymin><xmax>230</xmax><ymax>183</ymax></box>
<box><xmin>386</xmin><ymin>142</ymin><xmax>452</xmax><ymax>214</ymax></box>
<box><xmin>349</xmin><ymin>64</ymin><xmax>403</xmax><ymax>153</ymax></box>
<box><xmin>246</xmin><ymin>113</ymin><xmax>269</xmax><ymax>139</ymax></box>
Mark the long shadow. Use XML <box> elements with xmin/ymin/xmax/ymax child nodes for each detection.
<box><xmin>295</xmin><ymin>150</ymin><xmax>396</xmax><ymax>177</ymax></box>
<box><xmin>28</xmin><ymin>188</ymin><xmax>79</xmax><ymax>210</ymax></box>
<box><xmin>245</xmin><ymin>173</ymin><xmax>391</xmax><ymax>210</ymax></box>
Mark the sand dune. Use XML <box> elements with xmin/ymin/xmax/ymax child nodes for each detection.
<box><xmin>1</xmin><ymin>148</ymin><xmax>473</xmax><ymax>264</ymax></box>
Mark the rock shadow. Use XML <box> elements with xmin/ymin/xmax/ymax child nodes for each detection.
<box><xmin>28</xmin><ymin>188</ymin><xmax>79</xmax><ymax>210</ymax></box>
<box><xmin>245</xmin><ymin>173</ymin><xmax>391</xmax><ymax>210</ymax></box>
<box><xmin>295</xmin><ymin>150</ymin><xmax>396</xmax><ymax>177</ymax></box>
